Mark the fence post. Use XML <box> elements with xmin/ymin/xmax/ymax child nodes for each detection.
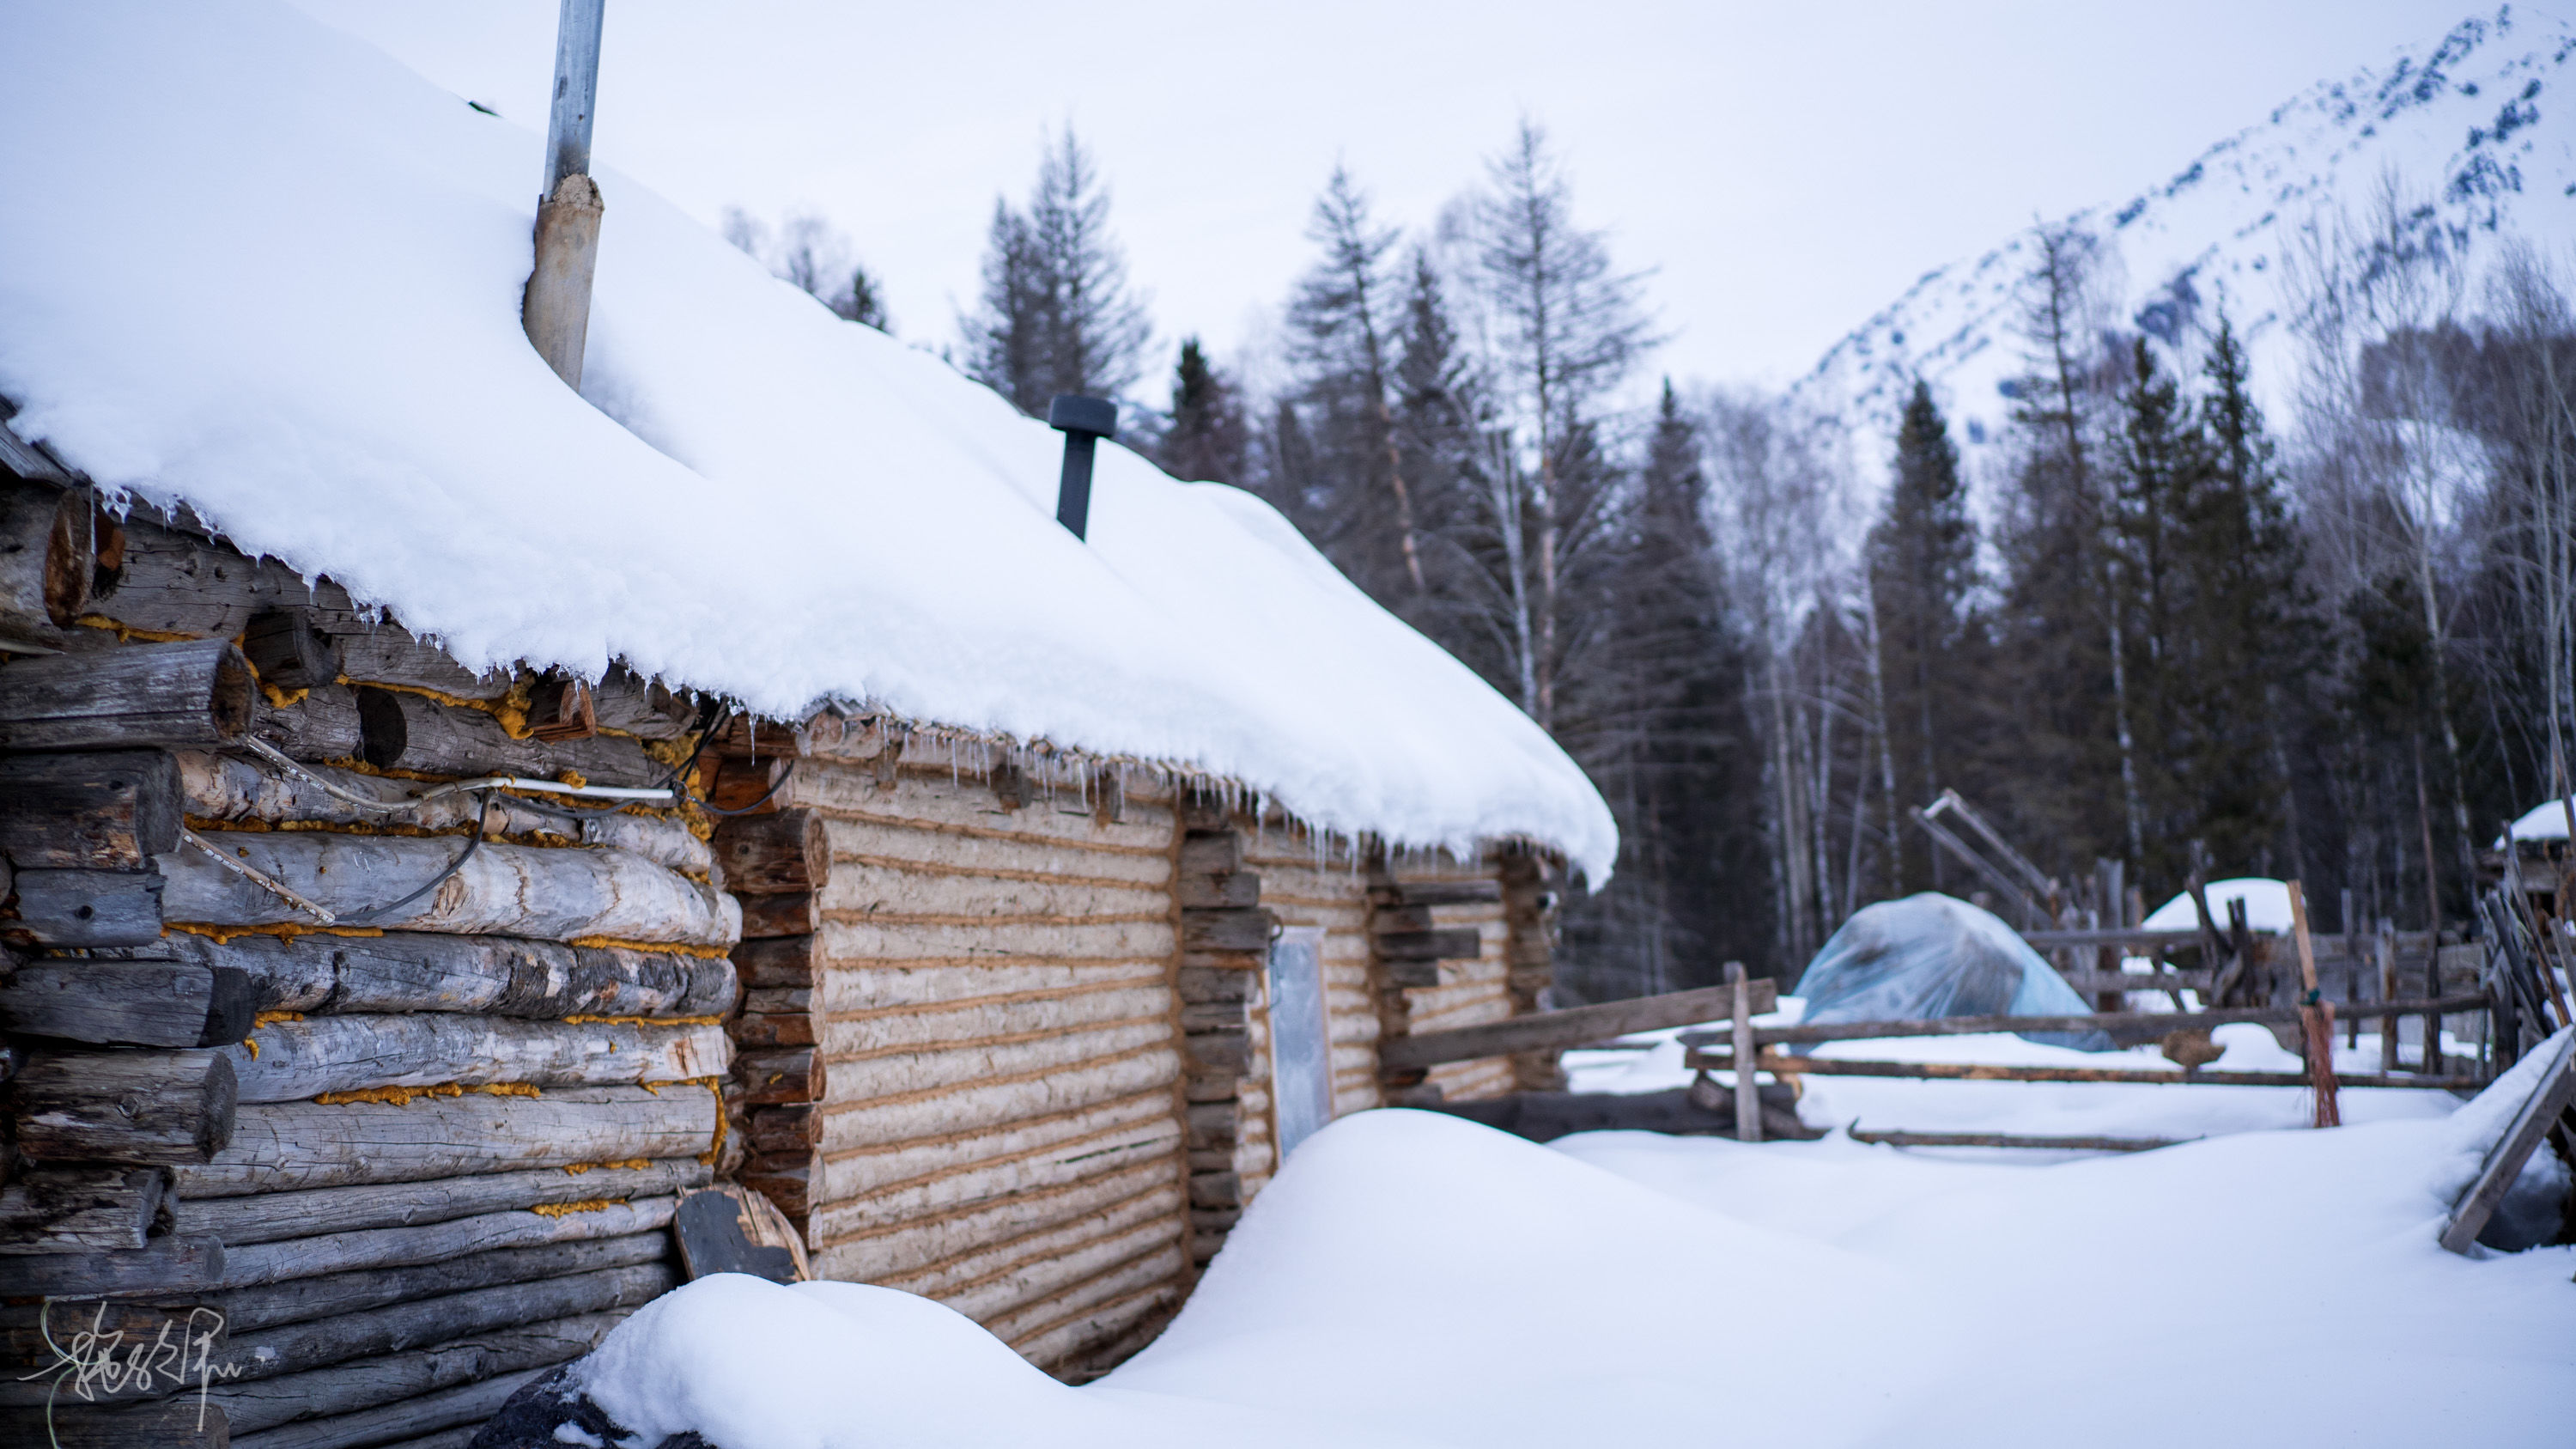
<box><xmin>1728</xmin><ymin>961</ymin><xmax>1760</xmax><ymax>1144</ymax></box>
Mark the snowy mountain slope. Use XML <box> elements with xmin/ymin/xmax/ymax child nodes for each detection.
<box><xmin>1804</xmin><ymin>7</ymin><xmax>2576</xmax><ymax>456</ymax></box>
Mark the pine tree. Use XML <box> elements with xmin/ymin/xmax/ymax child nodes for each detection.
<box><xmin>961</xmin><ymin>130</ymin><xmax>1151</xmax><ymax>414</ymax></box>
<box><xmin>1160</xmin><ymin>338</ymin><xmax>1249</xmax><ymax>485</ymax></box>
<box><xmin>1282</xmin><ymin>167</ymin><xmax>1422</xmax><ymax>601</ymax></box>
<box><xmin>1867</xmin><ymin>379</ymin><xmax>1979</xmax><ymax>892</ymax></box>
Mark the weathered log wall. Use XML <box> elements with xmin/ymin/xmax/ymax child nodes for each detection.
<box><xmin>0</xmin><ymin>492</ymin><xmax>724</xmax><ymax>1446</ymax></box>
<box><xmin>763</xmin><ymin>748</ymin><xmax>1194</xmax><ymax>1382</ymax></box>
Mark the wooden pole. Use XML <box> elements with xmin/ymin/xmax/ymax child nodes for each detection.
<box><xmin>1728</xmin><ymin>962</ymin><xmax>1760</xmax><ymax>1144</ymax></box>
<box><xmin>2288</xmin><ymin>881</ymin><xmax>2341</xmax><ymax>1127</ymax></box>
<box><xmin>2378</xmin><ymin>919</ymin><xmax>2399</xmax><ymax>1073</ymax></box>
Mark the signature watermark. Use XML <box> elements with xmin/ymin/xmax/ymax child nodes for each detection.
<box><xmin>15</xmin><ymin>1298</ymin><xmax>238</xmax><ymax>1440</ymax></box>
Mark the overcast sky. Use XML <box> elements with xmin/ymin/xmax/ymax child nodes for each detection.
<box><xmin>293</xmin><ymin>0</ymin><xmax>2486</xmax><ymax>394</ymax></box>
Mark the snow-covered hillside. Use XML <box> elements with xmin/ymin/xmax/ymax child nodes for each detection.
<box><xmin>1805</xmin><ymin>7</ymin><xmax>2576</xmax><ymax>456</ymax></box>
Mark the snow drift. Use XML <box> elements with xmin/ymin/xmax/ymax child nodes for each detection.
<box><xmin>0</xmin><ymin>0</ymin><xmax>1616</xmax><ymax>879</ymax></box>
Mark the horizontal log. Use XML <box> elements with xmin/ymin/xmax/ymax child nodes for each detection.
<box><xmin>1</xmin><ymin>959</ymin><xmax>255</xmax><ymax>1048</ymax></box>
<box><xmin>228</xmin><ymin>1368</ymin><xmax>546</xmax><ymax>1449</ymax></box>
<box><xmin>1381</xmin><ymin>959</ymin><xmax>1440</xmax><ymax>989</ymax></box>
<box><xmin>731</xmin><ymin>1011</ymin><xmax>811</xmax><ymax>1050</ymax></box>
<box><xmin>174</xmin><ymin>752</ymin><xmax>710</xmax><ymax>877</ymax></box>
<box><xmin>155</xmin><ymin>1265</ymin><xmax>671</xmax><ymax>1397</ymax></box>
<box><xmin>0</xmin><ymin>1165</ymin><xmax>165</xmax><ymax>1252</ymax></box>
<box><xmin>0</xmin><ymin>478</ymin><xmax>90</xmax><ymax>653</ymax></box>
<box><xmin>174</xmin><ymin>1160</ymin><xmax>707</xmax><ymax>1246</ymax></box>
<box><xmin>1181</xmin><ymin>908</ymin><xmax>1273</xmax><ymax>953</ymax></box>
<box><xmin>161</xmin><ymin>833</ymin><xmax>738</xmax><ymax>946</ymax></box>
<box><xmin>714</xmin><ymin>809</ymin><xmax>827</xmax><ymax>894</ymax></box>
<box><xmin>239</xmin><ymin>605</ymin><xmax>341</xmax><ymax>692</ymax></box>
<box><xmin>1676</xmin><ymin>994</ymin><xmax>2495</xmax><ymax>1048</ymax></box>
<box><xmin>147</xmin><ymin>930</ymin><xmax>738</xmax><ymax>1019</ymax></box>
<box><xmin>0</xmin><ymin>1233</ymin><xmax>225</xmax><ymax>1297</ymax></box>
<box><xmin>1847</xmin><ymin>1129</ymin><xmax>2190</xmax><ymax>1152</ymax></box>
<box><xmin>351</xmin><ymin>685</ymin><xmax>659</xmax><ymax>787</ymax></box>
<box><xmin>1372</xmin><ymin>928</ymin><xmax>1482</xmax><ymax>963</ymax></box>
<box><xmin>13</xmin><ymin>1048</ymin><xmax>238</xmax><ymax>1165</ymax></box>
<box><xmin>175</xmin><ymin>1087</ymin><xmax>716</xmax><ymax>1197</ymax></box>
<box><xmin>730</xmin><ymin>934</ymin><xmax>816</xmax><ymax>990</ymax></box>
<box><xmin>737</xmin><ymin>1162</ymin><xmax>810</xmax><ymax>1219</ymax></box>
<box><xmin>1371</xmin><ymin>879</ymin><xmax>1502</xmax><ymax>907</ymax></box>
<box><xmin>224</xmin><ymin>1015</ymin><xmax>727</xmax><ymax>1103</ymax></box>
<box><xmin>211</xmin><ymin>1196</ymin><xmax>682</xmax><ymax>1291</ymax></box>
<box><xmin>0</xmin><ymin>1297</ymin><xmax>213</xmax><ymax>1374</ymax></box>
<box><xmin>2057</xmin><ymin>970</ymin><xmax>2215</xmax><ymax>994</ymax></box>
<box><xmin>205</xmin><ymin>1311</ymin><xmax>628</xmax><ymax>1436</ymax></box>
<box><xmin>246</xmin><ymin>679</ymin><xmax>365</xmax><ymax>760</ymax></box>
<box><xmin>9</xmin><ymin>866</ymin><xmax>167</xmax><ymax>947</ymax></box>
<box><xmin>1736</xmin><ymin>1052</ymin><xmax>2488</xmax><ymax>1090</ymax></box>
<box><xmin>745</xmin><ymin>1103</ymin><xmax>818</xmax><ymax>1154</ymax></box>
<box><xmin>738</xmin><ymin>1047</ymin><xmax>821</xmax><ymax>1105</ymax></box>
<box><xmin>0</xmin><ymin>1397</ymin><xmax>228</xmax><ymax>1449</ymax></box>
<box><xmin>0</xmin><ymin>750</ymin><xmax>181</xmax><ymax>868</ymax></box>
<box><xmin>1379</xmin><ymin>979</ymin><xmax>1781</xmax><ymax>1072</ymax></box>
<box><xmin>192</xmin><ymin>1231</ymin><xmax>671</xmax><ymax>1334</ymax></box>
<box><xmin>738</xmin><ymin>890</ymin><xmax>818</xmax><ymax>938</ymax></box>
<box><xmin>82</xmin><ymin>512</ymin><xmax>322</xmax><ymax>644</ymax></box>
<box><xmin>0</xmin><ymin>638</ymin><xmax>252</xmax><ymax>749</ymax></box>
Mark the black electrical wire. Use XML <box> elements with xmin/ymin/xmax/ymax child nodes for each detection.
<box><xmin>343</xmin><ymin>788</ymin><xmax>492</xmax><ymax>924</ymax></box>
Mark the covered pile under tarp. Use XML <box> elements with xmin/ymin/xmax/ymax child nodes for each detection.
<box><xmin>1793</xmin><ymin>893</ymin><xmax>2111</xmax><ymax>1050</ymax></box>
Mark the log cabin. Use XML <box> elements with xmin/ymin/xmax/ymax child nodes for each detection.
<box><xmin>0</xmin><ymin>5</ymin><xmax>1617</xmax><ymax>1445</ymax></box>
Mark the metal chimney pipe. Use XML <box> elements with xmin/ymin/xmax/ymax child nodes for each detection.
<box><xmin>523</xmin><ymin>0</ymin><xmax>607</xmax><ymax>389</ymax></box>
<box><xmin>1048</xmin><ymin>395</ymin><xmax>1117</xmax><ymax>540</ymax></box>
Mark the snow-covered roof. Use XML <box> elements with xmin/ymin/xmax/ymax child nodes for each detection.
<box><xmin>2142</xmin><ymin>878</ymin><xmax>2292</xmax><ymax>935</ymax></box>
<box><xmin>2495</xmin><ymin>799</ymin><xmax>2573</xmax><ymax>849</ymax></box>
<box><xmin>0</xmin><ymin>1</ymin><xmax>1615</xmax><ymax>880</ymax></box>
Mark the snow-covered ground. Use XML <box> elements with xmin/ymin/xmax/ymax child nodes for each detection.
<box><xmin>555</xmin><ymin>1032</ymin><xmax>2573</xmax><ymax>1448</ymax></box>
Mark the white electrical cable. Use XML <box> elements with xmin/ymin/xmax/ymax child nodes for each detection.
<box><xmin>237</xmin><ymin>735</ymin><xmax>673</xmax><ymax>807</ymax></box>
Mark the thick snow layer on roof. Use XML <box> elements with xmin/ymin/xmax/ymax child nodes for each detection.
<box><xmin>2142</xmin><ymin>876</ymin><xmax>2291</xmax><ymax>934</ymax></box>
<box><xmin>2497</xmin><ymin>798</ymin><xmax>2574</xmax><ymax>847</ymax></box>
<box><xmin>550</xmin><ymin>1068</ymin><xmax>2572</xmax><ymax>1446</ymax></box>
<box><xmin>0</xmin><ymin>1</ymin><xmax>1615</xmax><ymax>879</ymax></box>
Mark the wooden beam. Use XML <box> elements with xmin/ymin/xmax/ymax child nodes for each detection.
<box><xmin>211</xmin><ymin>1200</ymin><xmax>681</xmax><ymax>1289</ymax></box>
<box><xmin>201</xmin><ymin>1311</ymin><xmax>626</xmax><ymax>1437</ymax></box>
<box><xmin>0</xmin><ymin>1233</ymin><xmax>226</xmax><ymax>1297</ymax></box>
<box><xmin>1677</xmin><ymin>995</ymin><xmax>2494</xmax><ymax>1048</ymax></box>
<box><xmin>713</xmin><ymin>809</ymin><xmax>827</xmax><ymax>894</ymax></box>
<box><xmin>8</xmin><ymin>865</ymin><xmax>166</xmax><ymax>947</ymax></box>
<box><xmin>197</xmin><ymin>1230</ymin><xmax>671</xmax><ymax>1334</ymax></box>
<box><xmin>350</xmin><ymin>684</ymin><xmax>659</xmax><ymax>787</ymax></box>
<box><xmin>160</xmin><ymin>831</ymin><xmax>738</xmax><ymax>945</ymax></box>
<box><xmin>173</xmin><ymin>1159</ymin><xmax>708</xmax><ymax>1247</ymax></box>
<box><xmin>1734</xmin><ymin>1053</ymin><xmax>2486</xmax><ymax>1090</ymax></box>
<box><xmin>1370</xmin><ymin>879</ymin><xmax>1504</xmax><ymax>907</ymax></box>
<box><xmin>174</xmin><ymin>1085</ymin><xmax>715</xmax><ymax>1196</ymax></box>
<box><xmin>228</xmin><ymin>1015</ymin><xmax>729</xmax><ymax>1104</ymax></box>
<box><xmin>0</xmin><ymin>959</ymin><xmax>255</xmax><ymax>1048</ymax></box>
<box><xmin>0</xmin><ymin>1165</ymin><xmax>166</xmax><ymax>1252</ymax></box>
<box><xmin>1379</xmin><ymin>979</ymin><xmax>1781</xmax><ymax>1072</ymax></box>
<box><xmin>0</xmin><ymin>638</ymin><xmax>251</xmax><ymax>749</ymax></box>
<box><xmin>1181</xmin><ymin>908</ymin><xmax>1273</xmax><ymax>953</ymax></box>
<box><xmin>12</xmin><ymin>1048</ymin><xmax>238</xmax><ymax>1165</ymax></box>
<box><xmin>238</xmin><ymin>606</ymin><xmax>341</xmax><ymax>692</ymax></box>
<box><xmin>0</xmin><ymin>478</ymin><xmax>92</xmax><ymax>653</ymax></box>
<box><xmin>1371</xmin><ymin>928</ymin><xmax>1481</xmax><ymax>962</ymax></box>
<box><xmin>156</xmin><ymin>929</ymin><xmax>738</xmax><ymax>1020</ymax></box>
<box><xmin>0</xmin><ymin>750</ymin><xmax>182</xmax><ymax>868</ymax></box>
<box><xmin>2439</xmin><ymin>1030</ymin><xmax>2576</xmax><ymax>1253</ymax></box>
<box><xmin>1850</xmin><ymin>1129</ymin><xmax>2191</xmax><ymax>1152</ymax></box>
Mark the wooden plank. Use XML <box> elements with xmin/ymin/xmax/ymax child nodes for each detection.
<box><xmin>152</xmin><ymin>930</ymin><xmax>737</xmax><ymax>1020</ymax></box>
<box><xmin>9</xmin><ymin>866</ymin><xmax>167</xmax><ymax>947</ymax></box>
<box><xmin>1850</xmin><ymin>1129</ymin><xmax>2191</xmax><ymax>1152</ymax></box>
<box><xmin>194</xmin><ymin>1231</ymin><xmax>671</xmax><ymax>1334</ymax></box>
<box><xmin>12</xmin><ymin>1048</ymin><xmax>237</xmax><ymax>1165</ymax></box>
<box><xmin>161</xmin><ymin>833</ymin><xmax>738</xmax><ymax>946</ymax></box>
<box><xmin>0</xmin><ymin>959</ymin><xmax>254</xmax><ymax>1048</ymax></box>
<box><xmin>225</xmin><ymin>1015</ymin><xmax>727</xmax><ymax>1103</ymax></box>
<box><xmin>2288</xmin><ymin>881</ymin><xmax>2341</xmax><ymax>1128</ymax></box>
<box><xmin>0</xmin><ymin>1165</ymin><xmax>165</xmax><ymax>1252</ymax></box>
<box><xmin>1679</xmin><ymin>995</ymin><xmax>2494</xmax><ymax>1048</ymax></box>
<box><xmin>0</xmin><ymin>750</ymin><xmax>182</xmax><ymax>868</ymax></box>
<box><xmin>2439</xmin><ymin>1030</ymin><xmax>2576</xmax><ymax>1253</ymax></box>
<box><xmin>673</xmin><ymin>1189</ymin><xmax>798</xmax><ymax>1282</ymax></box>
<box><xmin>1739</xmin><ymin>1053</ymin><xmax>2487</xmax><ymax>1089</ymax></box>
<box><xmin>0</xmin><ymin>638</ymin><xmax>251</xmax><ymax>749</ymax></box>
<box><xmin>2057</xmin><ymin>969</ymin><xmax>2215</xmax><ymax>995</ymax></box>
<box><xmin>174</xmin><ymin>1087</ymin><xmax>715</xmax><ymax>1197</ymax></box>
<box><xmin>1379</xmin><ymin>979</ymin><xmax>1778</xmax><ymax>1072</ymax></box>
<box><xmin>1370</xmin><ymin>879</ymin><xmax>1502</xmax><ymax>907</ymax></box>
<box><xmin>1728</xmin><ymin>964</ymin><xmax>1760</xmax><ymax>1143</ymax></box>
<box><xmin>0</xmin><ymin>1233</ymin><xmax>225</xmax><ymax>1297</ymax></box>
<box><xmin>176</xmin><ymin>1160</ymin><xmax>705</xmax><ymax>1246</ymax></box>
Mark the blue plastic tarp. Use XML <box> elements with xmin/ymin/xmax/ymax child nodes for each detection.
<box><xmin>1790</xmin><ymin>892</ymin><xmax>2114</xmax><ymax>1050</ymax></box>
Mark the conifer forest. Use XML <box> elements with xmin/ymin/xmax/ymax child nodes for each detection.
<box><xmin>728</xmin><ymin>125</ymin><xmax>2576</xmax><ymax>1004</ymax></box>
